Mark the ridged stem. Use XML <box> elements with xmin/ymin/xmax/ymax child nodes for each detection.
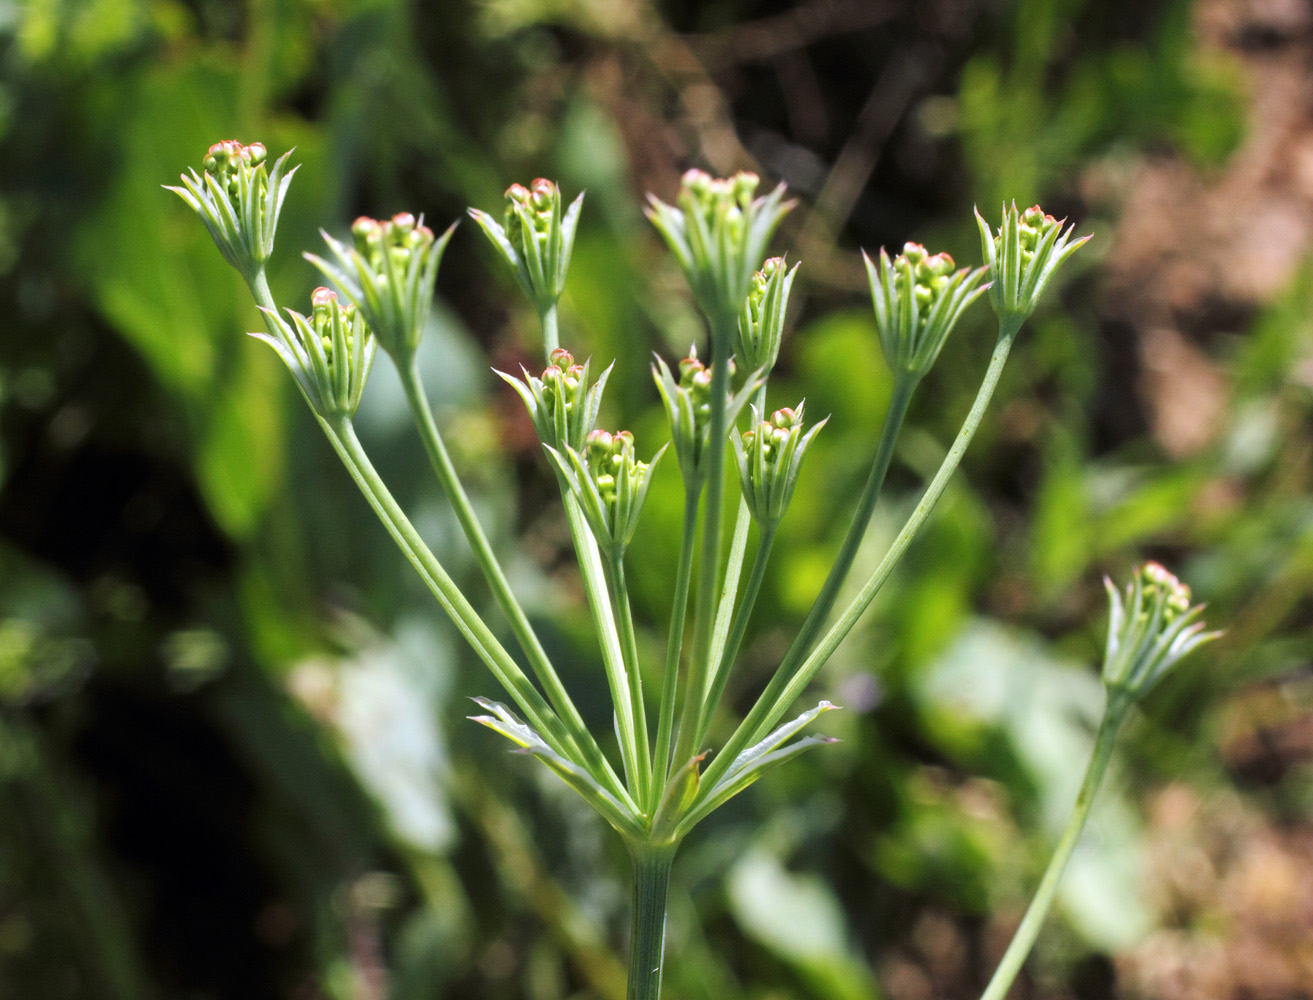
<box><xmin>625</xmin><ymin>844</ymin><xmax>677</xmax><ymax>1000</ymax></box>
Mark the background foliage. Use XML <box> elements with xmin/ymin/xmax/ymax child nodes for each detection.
<box><xmin>2</xmin><ymin>1</ymin><xmax>1311</xmax><ymax>998</ymax></box>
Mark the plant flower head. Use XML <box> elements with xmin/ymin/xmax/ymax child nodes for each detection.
<box><xmin>736</xmin><ymin>256</ymin><xmax>799</xmax><ymax>374</ymax></box>
<box><xmin>167</xmin><ymin>140</ymin><xmax>297</xmax><ymax>284</ymax></box>
<box><xmin>975</xmin><ymin>202</ymin><xmax>1090</xmax><ymax>328</ymax></box>
<box><xmin>733</xmin><ymin>402</ymin><xmax>827</xmax><ymax>529</ymax></box>
<box><xmin>647</xmin><ymin>169</ymin><xmax>793</xmax><ymax>325</ymax></box>
<box><xmin>469</xmin><ymin>178</ymin><xmax>583</xmax><ymax>319</ymax></box>
<box><xmin>548</xmin><ymin>429</ymin><xmax>666</xmax><ymax>565</ymax></box>
<box><xmin>253</xmin><ymin>287</ymin><xmax>377</xmax><ymax>420</ymax></box>
<box><xmin>1102</xmin><ymin>562</ymin><xmax>1219</xmax><ymax>703</ymax></box>
<box><xmin>498</xmin><ymin>347</ymin><xmax>611</xmax><ymax>453</ymax></box>
<box><xmin>307</xmin><ymin>212</ymin><xmax>454</xmax><ymax>364</ymax></box>
<box><xmin>652</xmin><ymin>346</ymin><xmax>758</xmax><ymax>489</ymax></box>
<box><xmin>865</xmin><ymin>242</ymin><xmax>988</xmax><ymax>377</ymax></box>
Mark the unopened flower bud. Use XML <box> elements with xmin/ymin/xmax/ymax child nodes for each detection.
<box><xmin>308</xmin><ymin>211</ymin><xmax>455</xmax><ymax>362</ymax></box>
<box><xmin>169</xmin><ymin>139</ymin><xmax>298</xmax><ymax>284</ymax></box>
<box><xmin>976</xmin><ymin>201</ymin><xmax>1091</xmax><ymax>327</ymax></box>
<box><xmin>472</xmin><ymin>178</ymin><xmax>584</xmax><ymax>321</ymax></box>
<box><xmin>734</xmin><ymin>401</ymin><xmax>826</xmax><ymax>528</ymax></box>
<box><xmin>648</xmin><ymin>169</ymin><xmax>794</xmax><ymax>325</ymax></box>
<box><xmin>866</xmin><ymin>241</ymin><xmax>988</xmax><ymax>378</ymax></box>
<box><xmin>1101</xmin><ymin>562</ymin><xmax>1219</xmax><ymax>705</ymax></box>
<box><xmin>737</xmin><ymin>255</ymin><xmax>798</xmax><ymax>374</ymax></box>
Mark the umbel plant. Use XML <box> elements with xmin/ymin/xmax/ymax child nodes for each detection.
<box><xmin>169</xmin><ymin>143</ymin><xmax>1218</xmax><ymax>999</ymax></box>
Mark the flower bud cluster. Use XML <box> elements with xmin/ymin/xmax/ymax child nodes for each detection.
<box><xmin>254</xmin><ymin>287</ymin><xmax>376</xmax><ymax>419</ymax></box>
<box><xmin>734</xmin><ymin>402</ymin><xmax>826</xmax><ymax>528</ymax></box>
<box><xmin>499</xmin><ymin>347</ymin><xmax>610</xmax><ymax>453</ymax></box>
<box><xmin>168</xmin><ymin>140</ymin><xmax>297</xmax><ymax>283</ymax></box>
<box><xmin>549</xmin><ymin>428</ymin><xmax>665</xmax><ymax>564</ymax></box>
<box><xmin>653</xmin><ymin>346</ymin><xmax>756</xmax><ymax>488</ymax></box>
<box><xmin>975</xmin><ymin>201</ymin><xmax>1090</xmax><ymax>327</ymax></box>
<box><xmin>308</xmin><ymin>211</ymin><xmax>454</xmax><ymax>363</ymax></box>
<box><xmin>737</xmin><ymin>256</ymin><xmax>798</xmax><ymax>374</ymax></box>
<box><xmin>647</xmin><ymin>169</ymin><xmax>792</xmax><ymax>324</ymax></box>
<box><xmin>470</xmin><ymin>178</ymin><xmax>583</xmax><ymax>318</ymax></box>
<box><xmin>1102</xmin><ymin>562</ymin><xmax>1218</xmax><ymax>703</ymax></box>
<box><xmin>866</xmin><ymin>242</ymin><xmax>988</xmax><ymax>377</ymax></box>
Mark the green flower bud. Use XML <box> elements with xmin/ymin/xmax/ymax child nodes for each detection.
<box><xmin>499</xmin><ymin>348</ymin><xmax>612</xmax><ymax>453</ymax></box>
<box><xmin>1102</xmin><ymin>562</ymin><xmax>1219</xmax><ymax>703</ymax></box>
<box><xmin>167</xmin><ymin>140</ymin><xmax>297</xmax><ymax>284</ymax></box>
<box><xmin>307</xmin><ymin>212</ymin><xmax>455</xmax><ymax>364</ymax></box>
<box><xmin>254</xmin><ymin>287</ymin><xmax>376</xmax><ymax>419</ymax></box>
<box><xmin>548</xmin><ymin>428</ymin><xmax>666</xmax><ymax>564</ymax></box>
<box><xmin>737</xmin><ymin>256</ymin><xmax>798</xmax><ymax>374</ymax></box>
<box><xmin>647</xmin><ymin>169</ymin><xmax>793</xmax><ymax>324</ymax></box>
<box><xmin>975</xmin><ymin>202</ymin><xmax>1091</xmax><ymax>327</ymax></box>
<box><xmin>653</xmin><ymin>346</ymin><xmax>758</xmax><ymax>489</ymax></box>
<box><xmin>733</xmin><ymin>401</ymin><xmax>826</xmax><ymax>528</ymax></box>
<box><xmin>865</xmin><ymin>242</ymin><xmax>988</xmax><ymax>378</ymax></box>
<box><xmin>469</xmin><ymin>178</ymin><xmax>583</xmax><ymax>318</ymax></box>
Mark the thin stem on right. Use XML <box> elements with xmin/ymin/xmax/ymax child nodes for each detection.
<box><xmin>978</xmin><ymin>693</ymin><xmax>1130</xmax><ymax>1000</ymax></box>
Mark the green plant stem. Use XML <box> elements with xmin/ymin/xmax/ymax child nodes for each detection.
<box><xmin>398</xmin><ymin>359</ymin><xmax>621</xmax><ymax>796</ymax></box>
<box><xmin>605</xmin><ymin>557</ymin><xmax>653</xmax><ymax>807</ymax></box>
<box><xmin>625</xmin><ymin>844</ymin><xmax>677</xmax><ymax>1000</ymax></box>
<box><xmin>672</xmin><ymin>315</ymin><xmax>735</xmax><ymax>770</ymax></box>
<box><xmin>787</xmin><ymin>372</ymin><xmax>917</xmax><ymax>665</ymax></box>
<box><xmin>703</xmin><ymin>380</ymin><xmax>768</xmax><ymax>700</ymax></box>
<box><xmin>978</xmin><ymin>694</ymin><xmax>1130</xmax><ymax>1000</ymax></box>
<box><xmin>699</xmin><ymin>319</ymin><xmax>1021</xmax><ymax>797</ymax></box>
<box><xmin>561</xmin><ymin>490</ymin><xmax>646</xmax><ymax>803</ymax></box>
<box><xmin>541</xmin><ymin>303</ymin><xmax>560</xmax><ymax>356</ymax></box>
<box><xmin>653</xmin><ymin>487</ymin><xmax>700</xmax><ymax>802</ymax></box>
<box><xmin>697</xmin><ymin>523</ymin><xmax>776</xmax><ymax>745</ymax></box>
<box><xmin>321</xmin><ymin>417</ymin><xmax>586</xmax><ymax>774</ymax></box>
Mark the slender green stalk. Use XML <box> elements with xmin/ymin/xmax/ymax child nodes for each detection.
<box><xmin>322</xmin><ymin>418</ymin><xmax>582</xmax><ymax>773</ymax></box>
<box><xmin>672</xmin><ymin>315</ymin><xmax>736</xmax><ymax>770</ymax></box>
<box><xmin>787</xmin><ymin>372</ymin><xmax>917</xmax><ymax>665</ymax></box>
<box><xmin>703</xmin><ymin>378</ymin><xmax>768</xmax><ymax>690</ymax></box>
<box><xmin>398</xmin><ymin>359</ymin><xmax>622</xmax><ymax>797</ymax></box>
<box><xmin>605</xmin><ymin>557</ymin><xmax>654</xmax><ymax>807</ymax></box>
<box><xmin>978</xmin><ymin>694</ymin><xmax>1130</xmax><ymax>1000</ymax></box>
<box><xmin>653</xmin><ymin>488</ymin><xmax>700</xmax><ymax>801</ymax></box>
<box><xmin>541</xmin><ymin>303</ymin><xmax>560</xmax><ymax>356</ymax></box>
<box><xmin>699</xmin><ymin>319</ymin><xmax>1021</xmax><ymax>796</ymax></box>
<box><xmin>697</xmin><ymin>523</ymin><xmax>776</xmax><ymax>745</ymax></box>
<box><xmin>625</xmin><ymin>844</ymin><xmax>677</xmax><ymax>1000</ymax></box>
<box><xmin>561</xmin><ymin>490</ymin><xmax>646</xmax><ymax>802</ymax></box>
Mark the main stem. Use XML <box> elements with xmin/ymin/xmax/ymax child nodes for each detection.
<box><xmin>978</xmin><ymin>695</ymin><xmax>1129</xmax><ymax>1000</ymax></box>
<box><xmin>626</xmin><ymin>844</ymin><xmax>677</xmax><ymax>1000</ymax></box>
